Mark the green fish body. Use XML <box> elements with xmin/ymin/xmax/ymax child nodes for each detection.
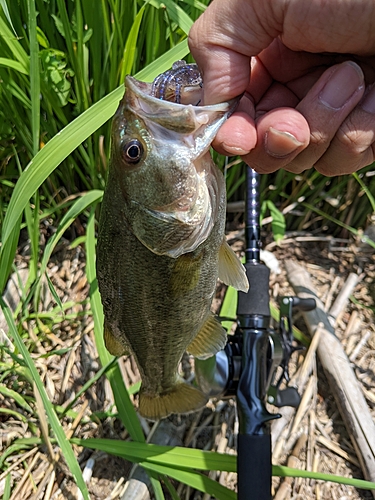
<box><xmin>97</xmin><ymin>72</ymin><xmax>248</xmax><ymax>420</ymax></box>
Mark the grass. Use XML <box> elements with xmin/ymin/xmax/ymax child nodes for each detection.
<box><xmin>0</xmin><ymin>0</ymin><xmax>375</xmax><ymax>498</ymax></box>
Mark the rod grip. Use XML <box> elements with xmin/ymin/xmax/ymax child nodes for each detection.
<box><xmin>237</xmin><ymin>263</ymin><xmax>270</xmax><ymax>317</ymax></box>
<box><xmin>237</xmin><ymin>433</ymin><xmax>272</xmax><ymax>500</ymax></box>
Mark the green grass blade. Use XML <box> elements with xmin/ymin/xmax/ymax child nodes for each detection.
<box><xmin>150</xmin><ymin>0</ymin><xmax>194</xmax><ymax>35</ymax></box>
<box><xmin>0</xmin><ymin>0</ymin><xmax>16</xmax><ymax>35</ymax></box>
<box><xmin>273</xmin><ymin>465</ymin><xmax>375</xmax><ymax>491</ymax></box>
<box><xmin>45</xmin><ymin>272</ymin><xmax>64</xmax><ymax>311</ymax></box>
<box><xmin>0</xmin><ymin>40</ymin><xmax>189</xmax><ymax>253</ymax></box>
<box><xmin>62</xmin><ymin>357</ymin><xmax>117</xmax><ymax>415</ymax></box>
<box><xmin>0</xmin><ymin>441</ymin><xmax>37</xmax><ymax>469</ymax></box>
<box><xmin>0</xmin><ymin>215</ymin><xmax>21</xmax><ymax>293</ymax></box>
<box><xmin>150</xmin><ymin>476</ymin><xmax>166</xmax><ymax>500</ymax></box>
<box><xmin>119</xmin><ymin>3</ymin><xmax>146</xmax><ymax>83</ymax></box>
<box><xmin>266</xmin><ymin>200</ymin><xmax>285</xmax><ymax>243</ymax></box>
<box><xmin>27</xmin><ymin>0</ymin><xmax>40</xmax><ymax>156</ymax></box>
<box><xmin>0</xmin><ymin>57</ymin><xmax>27</xmax><ymax>73</ymax></box>
<box><xmin>352</xmin><ymin>171</ymin><xmax>375</xmax><ymax>212</ymax></box>
<box><xmin>0</xmin><ymin>299</ymin><xmax>90</xmax><ymax>500</ymax></box>
<box><xmin>2</xmin><ymin>473</ymin><xmax>11</xmax><ymax>500</ymax></box>
<box><xmin>303</xmin><ymin>202</ymin><xmax>375</xmax><ymax>249</ymax></box>
<box><xmin>72</xmin><ymin>437</ymin><xmax>375</xmax><ymax>492</ymax></box>
<box><xmin>72</xmin><ymin>438</ymin><xmax>237</xmax><ymax>471</ymax></box>
<box><xmin>39</xmin><ymin>190</ymin><xmax>103</xmax><ymax>279</ymax></box>
<box><xmin>219</xmin><ymin>283</ymin><xmax>237</xmax><ymax>331</ymax></box>
<box><xmin>0</xmin><ymin>407</ymin><xmax>29</xmax><ymax>423</ymax></box>
<box><xmin>141</xmin><ymin>462</ymin><xmax>236</xmax><ymax>500</ymax></box>
<box><xmin>0</xmin><ymin>15</ymin><xmax>29</xmax><ymax>70</ymax></box>
<box><xmin>163</xmin><ymin>476</ymin><xmax>181</xmax><ymax>500</ymax></box>
<box><xmin>0</xmin><ymin>384</ymin><xmax>33</xmax><ymax>413</ymax></box>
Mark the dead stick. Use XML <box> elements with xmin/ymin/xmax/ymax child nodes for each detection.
<box><xmin>274</xmin><ymin>433</ymin><xmax>308</xmax><ymax>500</ymax></box>
<box><xmin>285</xmin><ymin>260</ymin><xmax>375</xmax><ymax>494</ymax></box>
<box><xmin>328</xmin><ymin>272</ymin><xmax>360</xmax><ymax>325</ymax></box>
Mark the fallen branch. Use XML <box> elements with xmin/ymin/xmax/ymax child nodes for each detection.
<box><xmin>284</xmin><ymin>260</ymin><xmax>375</xmax><ymax>495</ymax></box>
<box><xmin>328</xmin><ymin>272</ymin><xmax>360</xmax><ymax>325</ymax></box>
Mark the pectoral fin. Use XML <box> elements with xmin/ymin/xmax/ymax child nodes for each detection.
<box><xmin>104</xmin><ymin>322</ymin><xmax>129</xmax><ymax>356</ymax></box>
<box><xmin>218</xmin><ymin>238</ymin><xmax>249</xmax><ymax>292</ymax></box>
<box><xmin>187</xmin><ymin>313</ymin><xmax>227</xmax><ymax>360</ymax></box>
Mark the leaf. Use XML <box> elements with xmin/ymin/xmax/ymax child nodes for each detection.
<box><xmin>142</xmin><ymin>462</ymin><xmax>236</xmax><ymax>500</ymax></box>
<box><xmin>0</xmin><ymin>14</ymin><xmax>29</xmax><ymax>71</ymax></box>
<box><xmin>273</xmin><ymin>465</ymin><xmax>375</xmax><ymax>491</ymax></box>
<box><xmin>72</xmin><ymin>438</ymin><xmax>236</xmax><ymax>500</ymax></box>
<box><xmin>27</xmin><ymin>0</ymin><xmax>40</xmax><ymax>156</ymax></box>
<box><xmin>0</xmin><ymin>407</ymin><xmax>28</xmax><ymax>423</ymax></box>
<box><xmin>0</xmin><ymin>384</ymin><xmax>33</xmax><ymax>413</ymax></box>
<box><xmin>0</xmin><ymin>39</ymin><xmax>189</xmax><ymax>254</ymax></box>
<box><xmin>150</xmin><ymin>0</ymin><xmax>194</xmax><ymax>35</ymax></box>
<box><xmin>119</xmin><ymin>3</ymin><xmax>147</xmax><ymax>83</ymax></box>
<box><xmin>73</xmin><ymin>437</ymin><xmax>375</xmax><ymax>492</ymax></box>
<box><xmin>0</xmin><ymin>0</ymin><xmax>17</xmax><ymax>36</ymax></box>
<box><xmin>0</xmin><ymin>57</ymin><xmax>27</xmax><ymax>73</ymax></box>
<box><xmin>0</xmin><ymin>215</ymin><xmax>21</xmax><ymax>293</ymax></box>
<box><xmin>3</xmin><ymin>473</ymin><xmax>11</xmax><ymax>500</ymax></box>
<box><xmin>72</xmin><ymin>438</ymin><xmax>237</xmax><ymax>472</ymax></box>
<box><xmin>45</xmin><ymin>273</ymin><xmax>64</xmax><ymax>311</ymax></box>
<box><xmin>352</xmin><ymin>171</ymin><xmax>375</xmax><ymax>212</ymax></box>
<box><xmin>266</xmin><ymin>200</ymin><xmax>285</xmax><ymax>244</ymax></box>
<box><xmin>0</xmin><ymin>299</ymin><xmax>91</xmax><ymax>500</ymax></box>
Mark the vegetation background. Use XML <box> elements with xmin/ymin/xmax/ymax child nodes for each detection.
<box><xmin>0</xmin><ymin>0</ymin><xmax>374</xmax><ymax>499</ymax></box>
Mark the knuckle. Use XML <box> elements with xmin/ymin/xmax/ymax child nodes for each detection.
<box><xmin>336</xmin><ymin>120</ymin><xmax>374</xmax><ymax>155</ymax></box>
<box><xmin>309</xmin><ymin>130</ymin><xmax>329</xmax><ymax>149</ymax></box>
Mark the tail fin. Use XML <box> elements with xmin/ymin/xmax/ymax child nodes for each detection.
<box><xmin>139</xmin><ymin>382</ymin><xmax>207</xmax><ymax>420</ymax></box>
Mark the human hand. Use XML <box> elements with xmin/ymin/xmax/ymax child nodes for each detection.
<box><xmin>188</xmin><ymin>0</ymin><xmax>375</xmax><ymax>175</ymax></box>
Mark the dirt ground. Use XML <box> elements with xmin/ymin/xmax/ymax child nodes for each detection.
<box><xmin>1</xmin><ymin>225</ymin><xmax>374</xmax><ymax>500</ymax></box>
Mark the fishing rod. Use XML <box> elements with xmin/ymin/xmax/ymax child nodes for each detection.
<box><xmin>196</xmin><ymin>167</ymin><xmax>316</xmax><ymax>499</ymax></box>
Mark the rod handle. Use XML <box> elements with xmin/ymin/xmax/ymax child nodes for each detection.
<box><xmin>237</xmin><ymin>433</ymin><xmax>272</xmax><ymax>500</ymax></box>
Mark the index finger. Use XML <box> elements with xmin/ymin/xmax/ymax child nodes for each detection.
<box><xmin>188</xmin><ymin>0</ymin><xmax>278</xmax><ymax>104</ymax></box>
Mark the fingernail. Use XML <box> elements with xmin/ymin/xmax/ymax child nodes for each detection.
<box><xmin>222</xmin><ymin>143</ymin><xmax>250</xmax><ymax>155</ymax></box>
<box><xmin>264</xmin><ymin>127</ymin><xmax>303</xmax><ymax>158</ymax></box>
<box><xmin>361</xmin><ymin>84</ymin><xmax>375</xmax><ymax>113</ymax></box>
<box><xmin>319</xmin><ymin>61</ymin><xmax>364</xmax><ymax>109</ymax></box>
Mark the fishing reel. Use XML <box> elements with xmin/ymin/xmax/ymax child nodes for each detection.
<box><xmin>196</xmin><ymin>282</ymin><xmax>316</xmax><ymax>439</ymax></box>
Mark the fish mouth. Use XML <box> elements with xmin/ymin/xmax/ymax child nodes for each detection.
<box><xmin>125</xmin><ymin>74</ymin><xmax>238</xmax><ymax>135</ymax></box>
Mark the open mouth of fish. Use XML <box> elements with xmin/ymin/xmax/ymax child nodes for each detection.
<box><xmin>124</xmin><ymin>62</ymin><xmax>239</xmax><ymax>257</ymax></box>
<box><xmin>125</xmin><ymin>61</ymin><xmax>236</xmax><ymax>135</ymax></box>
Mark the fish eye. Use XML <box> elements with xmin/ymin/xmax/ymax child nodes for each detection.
<box><xmin>123</xmin><ymin>139</ymin><xmax>144</xmax><ymax>164</ymax></box>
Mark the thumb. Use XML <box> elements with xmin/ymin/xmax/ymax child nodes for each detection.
<box><xmin>188</xmin><ymin>0</ymin><xmax>281</xmax><ymax>104</ymax></box>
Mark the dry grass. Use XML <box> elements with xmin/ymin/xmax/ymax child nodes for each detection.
<box><xmin>0</xmin><ymin>228</ymin><xmax>374</xmax><ymax>499</ymax></box>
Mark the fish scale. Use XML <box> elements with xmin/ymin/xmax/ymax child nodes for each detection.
<box><xmin>97</xmin><ymin>63</ymin><xmax>248</xmax><ymax>420</ymax></box>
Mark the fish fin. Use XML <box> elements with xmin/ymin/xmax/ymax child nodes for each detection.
<box><xmin>218</xmin><ymin>238</ymin><xmax>249</xmax><ymax>292</ymax></box>
<box><xmin>139</xmin><ymin>382</ymin><xmax>207</xmax><ymax>420</ymax></box>
<box><xmin>104</xmin><ymin>323</ymin><xmax>129</xmax><ymax>356</ymax></box>
<box><xmin>187</xmin><ymin>313</ymin><xmax>227</xmax><ymax>360</ymax></box>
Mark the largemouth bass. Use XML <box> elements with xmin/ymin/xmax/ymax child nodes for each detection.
<box><xmin>97</xmin><ymin>62</ymin><xmax>248</xmax><ymax>420</ymax></box>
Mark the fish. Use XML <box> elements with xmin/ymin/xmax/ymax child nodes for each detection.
<box><xmin>96</xmin><ymin>61</ymin><xmax>249</xmax><ymax>420</ymax></box>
